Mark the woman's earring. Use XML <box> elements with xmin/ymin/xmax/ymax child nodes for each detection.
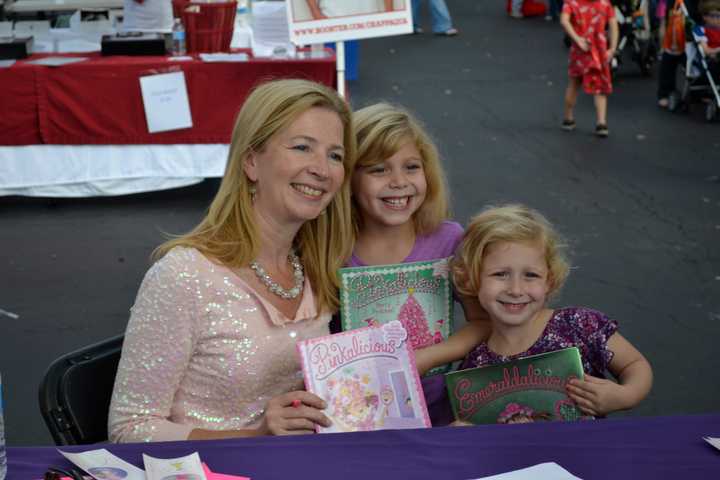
<box><xmin>249</xmin><ymin>183</ymin><xmax>257</xmax><ymax>203</ymax></box>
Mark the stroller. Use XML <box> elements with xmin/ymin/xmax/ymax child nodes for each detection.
<box><xmin>667</xmin><ymin>2</ymin><xmax>720</xmax><ymax>121</ymax></box>
<box><xmin>611</xmin><ymin>0</ymin><xmax>659</xmax><ymax>75</ymax></box>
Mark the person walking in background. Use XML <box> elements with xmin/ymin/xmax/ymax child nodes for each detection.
<box><xmin>657</xmin><ymin>0</ymin><xmax>687</xmax><ymax>108</ymax></box>
<box><xmin>412</xmin><ymin>0</ymin><xmax>459</xmax><ymax>36</ymax></box>
<box><xmin>560</xmin><ymin>0</ymin><xmax>619</xmax><ymax>137</ymax></box>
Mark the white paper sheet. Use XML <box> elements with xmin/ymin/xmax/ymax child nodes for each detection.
<box><xmin>251</xmin><ymin>1</ymin><xmax>295</xmax><ymax>58</ymax></box>
<box><xmin>13</xmin><ymin>20</ymin><xmax>51</xmax><ymax>36</ymax></box>
<box><xmin>25</xmin><ymin>56</ymin><xmax>88</xmax><ymax>66</ymax></box>
<box><xmin>704</xmin><ymin>436</ymin><xmax>720</xmax><ymax>451</ymax></box>
<box><xmin>59</xmin><ymin>448</ymin><xmax>146</xmax><ymax>480</ymax></box>
<box><xmin>469</xmin><ymin>462</ymin><xmax>582</xmax><ymax>480</ymax></box>
<box><xmin>139</xmin><ymin>71</ymin><xmax>193</xmax><ymax>133</ymax></box>
<box><xmin>199</xmin><ymin>52</ymin><xmax>249</xmax><ymax>62</ymax></box>
<box><xmin>143</xmin><ymin>452</ymin><xmax>206</xmax><ymax>480</ymax></box>
<box><xmin>0</xmin><ymin>22</ymin><xmax>12</xmax><ymax>37</ymax></box>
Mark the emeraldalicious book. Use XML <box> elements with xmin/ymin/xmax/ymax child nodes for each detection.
<box><xmin>297</xmin><ymin>321</ymin><xmax>431</xmax><ymax>433</ymax></box>
<box><xmin>339</xmin><ymin>258</ymin><xmax>453</xmax><ymax>374</ymax></box>
<box><xmin>446</xmin><ymin>347</ymin><xmax>586</xmax><ymax>424</ymax></box>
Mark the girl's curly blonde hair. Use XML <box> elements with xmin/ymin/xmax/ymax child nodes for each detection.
<box><xmin>453</xmin><ymin>204</ymin><xmax>570</xmax><ymax>299</ymax></box>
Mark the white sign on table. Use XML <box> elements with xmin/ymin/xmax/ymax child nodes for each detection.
<box><xmin>285</xmin><ymin>0</ymin><xmax>412</xmax><ymax>45</ymax></box>
<box><xmin>470</xmin><ymin>462</ymin><xmax>582</xmax><ymax>480</ymax></box>
<box><xmin>704</xmin><ymin>436</ymin><xmax>720</xmax><ymax>451</ymax></box>
<box><xmin>0</xmin><ymin>21</ymin><xmax>12</xmax><ymax>37</ymax></box>
<box><xmin>139</xmin><ymin>71</ymin><xmax>193</xmax><ymax>133</ymax></box>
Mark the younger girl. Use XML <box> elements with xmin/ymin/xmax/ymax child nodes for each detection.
<box><xmin>560</xmin><ymin>0</ymin><xmax>619</xmax><ymax>137</ymax></box>
<box><xmin>418</xmin><ymin>204</ymin><xmax>652</xmax><ymax>418</ymax></box>
<box><xmin>342</xmin><ymin>102</ymin><xmax>489</xmax><ymax>425</ymax></box>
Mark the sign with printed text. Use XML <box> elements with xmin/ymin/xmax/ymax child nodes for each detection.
<box><xmin>286</xmin><ymin>0</ymin><xmax>412</xmax><ymax>45</ymax></box>
<box><xmin>139</xmin><ymin>71</ymin><xmax>193</xmax><ymax>133</ymax></box>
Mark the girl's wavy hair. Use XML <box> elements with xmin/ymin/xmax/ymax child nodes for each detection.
<box><xmin>351</xmin><ymin>102</ymin><xmax>450</xmax><ymax>237</ymax></box>
<box><xmin>154</xmin><ymin>78</ymin><xmax>356</xmax><ymax>314</ymax></box>
<box><xmin>453</xmin><ymin>204</ymin><xmax>570</xmax><ymax>299</ymax></box>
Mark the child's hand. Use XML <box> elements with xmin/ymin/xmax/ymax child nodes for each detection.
<box><xmin>575</xmin><ymin>37</ymin><xmax>590</xmax><ymax>52</ymax></box>
<box><xmin>566</xmin><ymin>374</ymin><xmax>628</xmax><ymax>416</ymax></box>
<box><xmin>450</xmin><ymin>419</ymin><xmax>474</xmax><ymax>427</ymax></box>
<box><xmin>606</xmin><ymin>48</ymin><xmax>616</xmax><ymax>63</ymax></box>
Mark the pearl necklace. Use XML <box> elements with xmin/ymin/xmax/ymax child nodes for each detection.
<box><xmin>250</xmin><ymin>250</ymin><xmax>304</xmax><ymax>300</ymax></box>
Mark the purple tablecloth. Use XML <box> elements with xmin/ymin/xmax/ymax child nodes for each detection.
<box><xmin>7</xmin><ymin>414</ymin><xmax>720</xmax><ymax>480</ymax></box>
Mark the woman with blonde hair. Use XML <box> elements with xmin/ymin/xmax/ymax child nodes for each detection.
<box><xmin>109</xmin><ymin>78</ymin><xmax>355</xmax><ymax>442</ymax></box>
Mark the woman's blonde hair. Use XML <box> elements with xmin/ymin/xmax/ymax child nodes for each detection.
<box><xmin>351</xmin><ymin>103</ymin><xmax>450</xmax><ymax>236</ymax></box>
<box><xmin>453</xmin><ymin>204</ymin><xmax>570</xmax><ymax>299</ymax></box>
<box><xmin>155</xmin><ymin>78</ymin><xmax>356</xmax><ymax>313</ymax></box>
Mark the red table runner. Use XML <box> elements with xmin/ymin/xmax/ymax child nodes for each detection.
<box><xmin>0</xmin><ymin>51</ymin><xmax>335</xmax><ymax>146</ymax></box>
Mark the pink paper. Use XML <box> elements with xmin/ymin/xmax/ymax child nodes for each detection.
<box><xmin>202</xmin><ymin>462</ymin><xmax>251</xmax><ymax>480</ymax></box>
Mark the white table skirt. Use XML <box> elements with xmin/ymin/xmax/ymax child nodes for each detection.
<box><xmin>6</xmin><ymin>0</ymin><xmax>124</xmax><ymax>12</ymax></box>
<box><xmin>0</xmin><ymin>144</ymin><xmax>229</xmax><ymax>197</ymax></box>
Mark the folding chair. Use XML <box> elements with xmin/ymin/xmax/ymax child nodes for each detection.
<box><xmin>38</xmin><ymin>334</ymin><xmax>124</xmax><ymax>445</ymax></box>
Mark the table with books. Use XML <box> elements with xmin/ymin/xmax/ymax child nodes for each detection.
<box><xmin>0</xmin><ymin>50</ymin><xmax>335</xmax><ymax>196</ymax></box>
<box><xmin>5</xmin><ymin>413</ymin><xmax>720</xmax><ymax>480</ymax></box>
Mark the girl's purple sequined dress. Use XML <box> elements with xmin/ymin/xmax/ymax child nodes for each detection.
<box><xmin>461</xmin><ymin>307</ymin><xmax>618</xmax><ymax>377</ymax></box>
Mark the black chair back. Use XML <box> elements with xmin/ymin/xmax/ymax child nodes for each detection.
<box><xmin>38</xmin><ymin>334</ymin><xmax>124</xmax><ymax>445</ymax></box>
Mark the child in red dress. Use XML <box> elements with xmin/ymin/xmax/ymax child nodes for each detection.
<box><xmin>560</xmin><ymin>0</ymin><xmax>619</xmax><ymax>137</ymax></box>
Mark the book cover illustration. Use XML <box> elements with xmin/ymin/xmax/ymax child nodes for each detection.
<box><xmin>446</xmin><ymin>347</ymin><xmax>587</xmax><ymax>424</ymax></box>
<box><xmin>339</xmin><ymin>258</ymin><xmax>453</xmax><ymax>374</ymax></box>
<box><xmin>297</xmin><ymin>320</ymin><xmax>431</xmax><ymax>433</ymax></box>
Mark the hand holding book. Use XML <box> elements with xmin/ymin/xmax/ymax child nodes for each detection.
<box><xmin>256</xmin><ymin>391</ymin><xmax>332</xmax><ymax>435</ymax></box>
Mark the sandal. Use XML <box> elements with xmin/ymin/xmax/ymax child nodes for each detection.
<box><xmin>435</xmin><ymin>28</ymin><xmax>458</xmax><ymax>36</ymax></box>
<box><xmin>561</xmin><ymin>119</ymin><xmax>576</xmax><ymax>131</ymax></box>
<box><xmin>595</xmin><ymin>124</ymin><xmax>609</xmax><ymax>137</ymax></box>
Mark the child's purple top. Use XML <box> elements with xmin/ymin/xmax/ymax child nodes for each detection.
<box><xmin>347</xmin><ymin>221</ymin><xmax>464</xmax><ymax>267</ymax></box>
<box><xmin>461</xmin><ymin>307</ymin><xmax>619</xmax><ymax>377</ymax></box>
<box><xmin>344</xmin><ymin>220</ymin><xmax>464</xmax><ymax>427</ymax></box>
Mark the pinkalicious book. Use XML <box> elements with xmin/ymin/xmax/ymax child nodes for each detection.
<box><xmin>339</xmin><ymin>258</ymin><xmax>453</xmax><ymax>374</ymax></box>
<box><xmin>445</xmin><ymin>347</ymin><xmax>587</xmax><ymax>424</ymax></box>
<box><xmin>297</xmin><ymin>321</ymin><xmax>432</xmax><ymax>433</ymax></box>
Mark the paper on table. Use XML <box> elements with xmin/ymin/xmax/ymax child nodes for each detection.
<box><xmin>199</xmin><ymin>53</ymin><xmax>249</xmax><ymax>62</ymax></box>
<box><xmin>0</xmin><ymin>21</ymin><xmax>12</xmax><ymax>37</ymax></box>
<box><xmin>139</xmin><ymin>71</ymin><xmax>193</xmax><ymax>133</ymax></box>
<box><xmin>202</xmin><ymin>463</ymin><xmax>250</xmax><ymax>480</ymax></box>
<box><xmin>59</xmin><ymin>448</ymin><xmax>146</xmax><ymax>480</ymax></box>
<box><xmin>703</xmin><ymin>436</ymin><xmax>720</xmax><ymax>451</ymax></box>
<box><xmin>144</xmin><ymin>452</ymin><xmax>205</xmax><ymax>480</ymax></box>
<box><xmin>469</xmin><ymin>462</ymin><xmax>582</xmax><ymax>480</ymax></box>
<box><xmin>25</xmin><ymin>57</ymin><xmax>89</xmax><ymax>66</ymax></box>
<box><xmin>251</xmin><ymin>1</ymin><xmax>295</xmax><ymax>58</ymax></box>
<box><xmin>13</xmin><ymin>20</ymin><xmax>51</xmax><ymax>36</ymax></box>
